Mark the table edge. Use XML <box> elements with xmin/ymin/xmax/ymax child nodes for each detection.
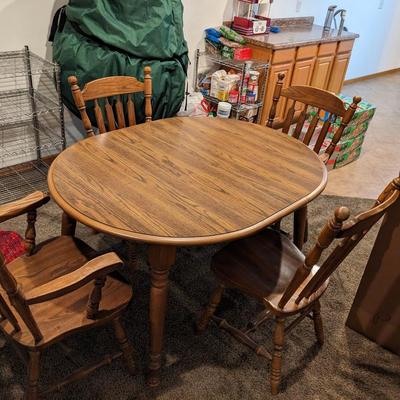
<box><xmin>48</xmin><ymin>154</ymin><xmax>328</xmax><ymax>246</ymax></box>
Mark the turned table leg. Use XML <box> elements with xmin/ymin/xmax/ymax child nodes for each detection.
<box><xmin>147</xmin><ymin>244</ymin><xmax>177</xmax><ymax>387</ymax></box>
<box><xmin>61</xmin><ymin>212</ymin><xmax>77</xmax><ymax>236</ymax></box>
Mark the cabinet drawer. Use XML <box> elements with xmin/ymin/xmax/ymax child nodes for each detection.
<box><xmin>318</xmin><ymin>42</ymin><xmax>337</xmax><ymax>56</ymax></box>
<box><xmin>296</xmin><ymin>45</ymin><xmax>318</xmax><ymax>60</ymax></box>
<box><xmin>337</xmin><ymin>40</ymin><xmax>354</xmax><ymax>54</ymax></box>
<box><xmin>272</xmin><ymin>48</ymin><xmax>296</xmax><ymax>64</ymax></box>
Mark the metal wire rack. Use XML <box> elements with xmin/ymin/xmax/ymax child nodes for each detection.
<box><xmin>0</xmin><ymin>46</ymin><xmax>65</xmax><ymax>204</ymax></box>
<box><xmin>194</xmin><ymin>48</ymin><xmax>269</xmax><ymax>122</ymax></box>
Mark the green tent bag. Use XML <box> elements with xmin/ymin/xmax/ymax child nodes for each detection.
<box><xmin>52</xmin><ymin>0</ymin><xmax>189</xmax><ymax>123</ymax></box>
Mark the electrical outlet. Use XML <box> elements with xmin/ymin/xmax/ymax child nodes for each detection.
<box><xmin>296</xmin><ymin>0</ymin><xmax>302</xmax><ymax>13</ymax></box>
<box><xmin>378</xmin><ymin>0</ymin><xmax>385</xmax><ymax>9</ymax></box>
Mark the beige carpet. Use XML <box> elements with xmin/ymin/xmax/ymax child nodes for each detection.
<box><xmin>1</xmin><ymin>195</ymin><xmax>399</xmax><ymax>399</ymax></box>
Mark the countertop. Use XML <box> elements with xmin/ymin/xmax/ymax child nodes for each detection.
<box><xmin>244</xmin><ymin>24</ymin><xmax>359</xmax><ymax>50</ymax></box>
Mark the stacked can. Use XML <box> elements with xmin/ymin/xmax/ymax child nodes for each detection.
<box><xmin>247</xmin><ymin>71</ymin><xmax>259</xmax><ymax>103</ymax></box>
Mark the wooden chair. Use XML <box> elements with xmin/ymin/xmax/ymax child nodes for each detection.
<box><xmin>0</xmin><ymin>192</ymin><xmax>136</xmax><ymax>400</ymax></box>
<box><xmin>197</xmin><ymin>176</ymin><xmax>400</xmax><ymax>395</ymax></box>
<box><xmin>68</xmin><ymin>67</ymin><xmax>152</xmax><ymax>138</ymax></box>
<box><xmin>268</xmin><ymin>74</ymin><xmax>362</xmax><ymax>249</ymax></box>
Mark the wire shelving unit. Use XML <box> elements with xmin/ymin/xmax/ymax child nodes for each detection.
<box><xmin>0</xmin><ymin>46</ymin><xmax>65</xmax><ymax>204</ymax></box>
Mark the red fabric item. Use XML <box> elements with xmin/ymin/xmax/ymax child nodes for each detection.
<box><xmin>0</xmin><ymin>229</ymin><xmax>26</xmax><ymax>264</ymax></box>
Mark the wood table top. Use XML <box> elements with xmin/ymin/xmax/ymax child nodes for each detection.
<box><xmin>48</xmin><ymin>117</ymin><xmax>327</xmax><ymax>245</ymax></box>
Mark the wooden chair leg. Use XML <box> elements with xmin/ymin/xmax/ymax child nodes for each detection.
<box><xmin>113</xmin><ymin>317</ymin><xmax>136</xmax><ymax>376</ymax></box>
<box><xmin>196</xmin><ymin>283</ymin><xmax>225</xmax><ymax>333</ymax></box>
<box><xmin>26</xmin><ymin>350</ymin><xmax>40</xmax><ymax>400</ymax></box>
<box><xmin>271</xmin><ymin>317</ymin><xmax>285</xmax><ymax>395</ymax></box>
<box><xmin>313</xmin><ymin>300</ymin><xmax>324</xmax><ymax>345</ymax></box>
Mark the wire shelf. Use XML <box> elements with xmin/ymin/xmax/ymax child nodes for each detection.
<box><xmin>0</xmin><ymin>161</ymin><xmax>49</xmax><ymax>204</ymax></box>
<box><xmin>0</xmin><ymin>46</ymin><xmax>65</xmax><ymax>204</ymax></box>
<box><xmin>0</xmin><ymin>89</ymin><xmax>60</xmax><ymax>129</ymax></box>
<box><xmin>0</xmin><ymin>50</ymin><xmax>60</xmax><ymax>79</ymax></box>
<box><xmin>200</xmin><ymin>51</ymin><xmax>269</xmax><ymax>70</ymax></box>
<box><xmin>203</xmin><ymin>94</ymin><xmax>263</xmax><ymax>112</ymax></box>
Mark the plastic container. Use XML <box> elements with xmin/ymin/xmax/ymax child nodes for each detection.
<box><xmin>246</xmin><ymin>91</ymin><xmax>256</xmax><ymax>104</ymax></box>
<box><xmin>229</xmin><ymin>90</ymin><xmax>239</xmax><ymax>103</ymax></box>
<box><xmin>217</xmin><ymin>80</ymin><xmax>230</xmax><ymax>101</ymax></box>
<box><xmin>217</xmin><ymin>102</ymin><xmax>232</xmax><ymax>118</ymax></box>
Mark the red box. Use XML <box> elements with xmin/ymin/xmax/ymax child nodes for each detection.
<box><xmin>234</xmin><ymin>47</ymin><xmax>252</xmax><ymax>60</ymax></box>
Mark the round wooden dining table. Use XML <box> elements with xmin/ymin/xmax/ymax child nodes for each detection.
<box><xmin>48</xmin><ymin>117</ymin><xmax>327</xmax><ymax>386</ymax></box>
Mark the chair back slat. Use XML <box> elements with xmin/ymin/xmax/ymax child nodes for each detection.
<box><xmin>278</xmin><ymin>176</ymin><xmax>400</xmax><ymax>309</ymax></box>
<box><xmin>68</xmin><ymin>68</ymin><xmax>152</xmax><ymax>137</ymax></box>
<box><xmin>127</xmin><ymin>96</ymin><xmax>136</xmax><ymax>126</ymax></box>
<box><xmin>115</xmin><ymin>95</ymin><xmax>126</xmax><ymax>129</ymax></box>
<box><xmin>303</xmin><ymin>110</ymin><xmax>320</xmax><ymax>145</ymax></box>
<box><xmin>282</xmin><ymin>102</ymin><xmax>296</xmax><ymax>134</ymax></box>
<box><xmin>105</xmin><ymin>98</ymin><xmax>116</xmax><ymax>131</ymax></box>
<box><xmin>267</xmin><ymin>74</ymin><xmax>362</xmax><ymax>163</ymax></box>
<box><xmin>292</xmin><ymin>108</ymin><xmax>308</xmax><ymax>139</ymax></box>
<box><xmin>94</xmin><ymin>99</ymin><xmax>107</xmax><ymax>134</ymax></box>
<box><xmin>278</xmin><ymin>207</ymin><xmax>350</xmax><ymax>308</ymax></box>
<box><xmin>324</xmin><ymin>99</ymin><xmax>359</xmax><ymax>158</ymax></box>
<box><xmin>313</xmin><ymin>117</ymin><xmax>333</xmax><ymax>154</ymax></box>
<box><xmin>0</xmin><ymin>253</ymin><xmax>43</xmax><ymax>342</ymax></box>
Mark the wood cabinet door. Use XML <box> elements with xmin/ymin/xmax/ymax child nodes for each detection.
<box><xmin>311</xmin><ymin>54</ymin><xmax>335</xmax><ymax>89</ymax></box>
<box><xmin>261</xmin><ymin>62</ymin><xmax>294</xmax><ymax>125</ymax></box>
<box><xmin>328</xmin><ymin>51</ymin><xmax>352</xmax><ymax>93</ymax></box>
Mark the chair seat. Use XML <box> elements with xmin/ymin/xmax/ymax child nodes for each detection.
<box><xmin>0</xmin><ymin>236</ymin><xmax>132</xmax><ymax>348</ymax></box>
<box><xmin>212</xmin><ymin>229</ymin><xmax>328</xmax><ymax>313</ymax></box>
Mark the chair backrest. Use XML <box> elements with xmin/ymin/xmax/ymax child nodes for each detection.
<box><xmin>278</xmin><ymin>176</ymin><xmax>400</xmax><ymax>309</ymax></box>
<box><xmin>68</xmin><ymin>67</ymin><xmax>152</xmax><ymax>138</ymax></box>
<box><xmin>267</xmin><ymin>73</ymin><xmax>362</xmax><ymax>160</ymax></box>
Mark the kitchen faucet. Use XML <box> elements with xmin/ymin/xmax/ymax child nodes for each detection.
<box><xmin>334</xmin><ymin>9</ymin><xmax>347</xmax><ymax>35</ymax></box>
<box><xmin>323</xmin><ymin>5</ymin><xmax>337</xmax><ymax>32</ymax></box>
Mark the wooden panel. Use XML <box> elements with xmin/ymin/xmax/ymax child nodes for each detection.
<box><xmin>296</xmin><ymin>45</ymin><xmax>318</xmax><ymax>60</ymax></box>
<box><xmin>261</xmin><ymin>61</ymin><xmax>295</xmax><ymax>125</ymax></box>
<box><xmin>318</xmin><ymin>42</ymin><xmax>338</xmax><ymax>56</ymax></box>
<box><xmin>311</xmin><ymin>54</ymin><xmax>335</xmax><ymax>89</ymax></box>
<box><xmin>272</xmin><ymin>48</ymin><xmax>296</xmax><ymax>64</ymax></box>
<box><xmin>288</xmin><ymin>57</ymin><xmax>316</xmax><ymax>112</ymax></box>
<box><xmin>346</xmin><ymin>198</ymin><xmax>400</xmax><ymax>355</ymax></box>
<box><xmin>48</xmin><ymin>117</ymin><xmax>327</xmax><ymax>246</ymax></box>
<box><xmin>328</xmin><ymin>52</ymin><xmax>352</xmax><ymax>93</ymax></box>
<box><xmin>337</xmin><ymin>40</ymin><xmax>354</xmax><ymax>54</ymax></box>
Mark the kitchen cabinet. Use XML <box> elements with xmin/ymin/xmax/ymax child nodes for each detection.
<box><xmin>246</xmin><ymin>21</ymin><xmax>358</xmax><ymax>125</ymax></box>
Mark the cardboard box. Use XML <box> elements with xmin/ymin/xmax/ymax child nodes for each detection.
<box><xmin>295</xmin><ymin>94</ymin><xmax>376</xmax><ymax>170</ymax></box>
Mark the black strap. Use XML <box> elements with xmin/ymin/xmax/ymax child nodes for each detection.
<box><xmin>48</xmin><ymin>6</ymin><xmax>67</xmax><ymax>42</ymax></box>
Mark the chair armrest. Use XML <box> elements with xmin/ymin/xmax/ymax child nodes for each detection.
<box><xmin>24</xmin><ymin>252</ymin><xmax>123</xmax><ymax>305</ymax></box>
<box><xmin>0</xmin><ymin>191</ymin><xmax>50</xmax><ymax>223</ymax></box>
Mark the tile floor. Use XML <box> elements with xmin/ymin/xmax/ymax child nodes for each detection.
<box><xmin>324</xmin><ymin>71</ymin><xmax>400</xmax><ymax>199</ymax></box>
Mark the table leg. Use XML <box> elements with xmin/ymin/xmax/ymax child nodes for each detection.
<box><xmin>147</xmin><ymin>244</ymin><xmax>177</xmax><ymax>387</ymax></box>
<box><xmin>61</xmin><ymin>212</ymin><xmax>76</xmax><ymax>236</ymax></box>
<box><xmin>293</xmin><ymin>205</ymin><xmax>308</xmax><ymax>251</ymax></box>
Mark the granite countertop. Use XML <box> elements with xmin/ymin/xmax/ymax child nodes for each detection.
<box><xmin>244</xmin><ymin>24</ymin><xmax>359</xmax><ymax>50</ymax></box>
